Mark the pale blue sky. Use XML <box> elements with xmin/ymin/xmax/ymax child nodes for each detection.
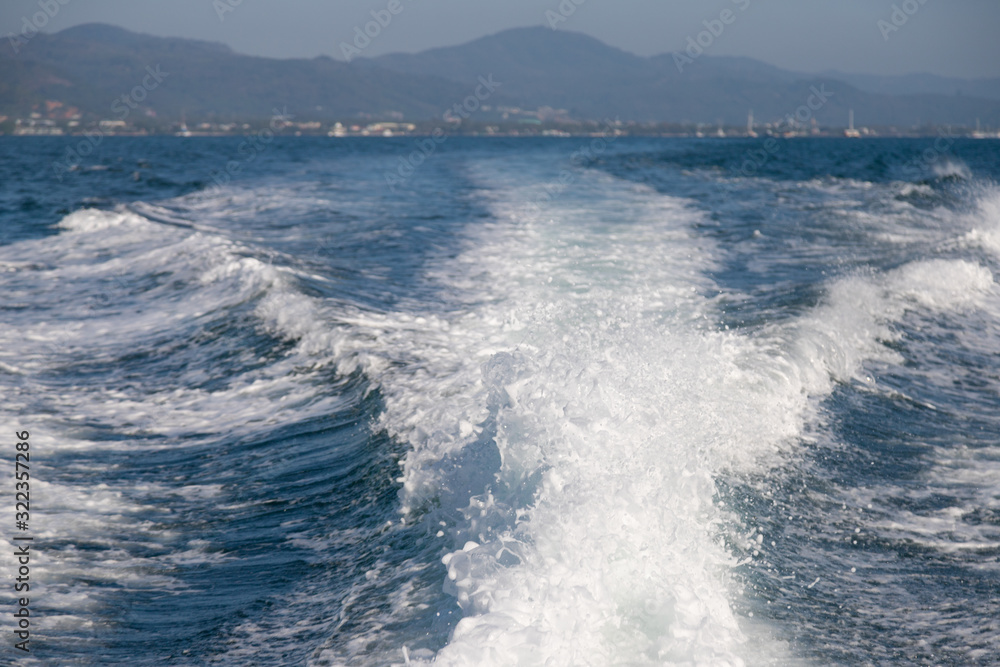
<box><xmin>3</xmin><ymin>0</ymin><xmax>998</xmax><ymax>78</ymax></box>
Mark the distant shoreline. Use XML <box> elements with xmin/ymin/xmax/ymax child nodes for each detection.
<box><xmin>3</xmin><ymin>124</ymin><xmax>995</xmax><ymax>140</ymax></box>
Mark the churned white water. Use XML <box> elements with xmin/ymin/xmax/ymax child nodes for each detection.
<box><xmin>4</xmin><ymin>141</ymin><xmax>997</xmax><ymax>666</ymax></box>
<box><xmin>296</xmin><ymin>163</ymin><xmax>994</xmax><ymax>665</ymax></box>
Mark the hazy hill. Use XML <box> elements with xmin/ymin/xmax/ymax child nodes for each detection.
<box><xmin>367</xmin><ymin>27</ymin><xmax>1000</xmax><ymax>127</ymax></box>
<box><xmin>0</xmin><ymin>23</ymin><xmax>479</xmax><ymax>122</ymax></box>
<box><xmin>3</xmin><ymin>23</ymin><xmax>998</xmax><ymax>128</ymax></box>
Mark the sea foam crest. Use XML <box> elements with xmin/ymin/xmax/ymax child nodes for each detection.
<box><xmin>963</xmin><ymin>186</ymin><xmax>1000</xmax><ymax>258</ymax></box>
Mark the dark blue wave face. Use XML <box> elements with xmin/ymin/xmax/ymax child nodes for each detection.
<box><xmin>598</xmin><ymin>136</ymin><xmax>999</xmax><ymax>186</ymax></box>
<box><xmin>1</xmin><ymin>135</ymin><xmax>998</xmax><ymax>665</ymax></box>
<box><xmin>598</xmin><ymin>138</ymin><xmax>1000</xmax><ymax>320</ymax></box>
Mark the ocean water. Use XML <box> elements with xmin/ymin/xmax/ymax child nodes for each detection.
<box><xmin>1</xmin><ymin>135</ymin><xmax>998</xmax><ymax>666</ymax></box>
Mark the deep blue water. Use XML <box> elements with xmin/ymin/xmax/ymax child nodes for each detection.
<box><xmin>1</xmin><ymin>136</ymin><xmax>999</xmax><ymax>665</ymax></box>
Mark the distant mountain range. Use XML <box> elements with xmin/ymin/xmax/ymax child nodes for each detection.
<box><xmin>2</xmin><ymin>23</ymin><xmax>998</xmax><ymax>129</ymax></box>
<box><xmin>364</xmin><ymin>28</ymin><xmax>1000</xmax><ymax>127</ymax></box>
<box><xmin>0</xmin><ymin>23</ymin><xmax>473</xmax><ymax>123</ymax></box>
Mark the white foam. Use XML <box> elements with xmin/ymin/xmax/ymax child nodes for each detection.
<box><xmin>850</xmin><ymin>442</ymin><xmax>1000</xmax><ymax>560</ymax></box>
<box><xmin>963</xmin><ymin>187</ymin><xmax>1000</xmax><ymax>258</ymax></box>
<box><xmin>347</xmin><ymin>174</ymin><xmax>786</xmax><ymax>663</ymax></box>
<box><xmin>932</xmin><ymin>158</ymin><xmax>972</xmax><ymax>181</ymax></box>
<box><xmin>0</xmin><ymin>205</ymin><xmax>357</xmax><ymax>447</ymax></box>
<box><xmin>886</xmin><ymin>259</ymin><xmax>994</xmax><ymax>309</ymax></box>
<box><xmin>0</xmin><ymin>463</ymin><xmax>186</xmax><ymax>633</ymax></box>
<box><xmin>56</xmin><ymin>207</ymin><xmax>148</xmax><ymax>232</ymax></box>
<box><xmin>0</xmin><ymin>203</ymin><xmax>363</xmax><ymax>630</ymax></box>
<box><xmin>320</xmin><ymin>161</ymin><xmax>1000</xmax><ymax>665</ymax></box>
<box><xmin>6</xmin><ymin>166</ymin><xmax>997</xmax><ymax>663</ymax></box>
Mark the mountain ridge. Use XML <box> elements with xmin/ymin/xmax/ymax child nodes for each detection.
<box><xmin>3</xmin><ymin>23</ymin><xmax>998</xmax><ymax>128</ymax></box>
<box><xmin>363</xmin><ymin>27</ymin><xmax>1000</xmax><ymax>126</ymax></box>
